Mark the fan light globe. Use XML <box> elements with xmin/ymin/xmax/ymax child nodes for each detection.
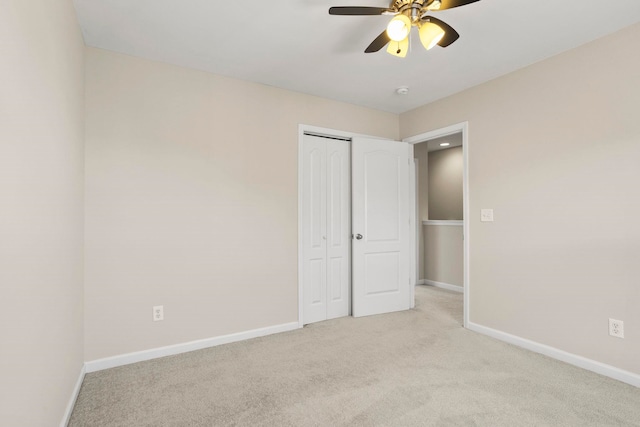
<box><xmin>386</xmin><ymin>14</ymin><xmax>411</xmax><ymax>42</ymax></box>
<box><xmin>419</xmin><ymin>22</ymin><xmax>445</xmax><ymax>50</ymax></box>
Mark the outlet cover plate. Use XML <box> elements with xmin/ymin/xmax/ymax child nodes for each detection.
<box><xmin>153</xmin><ymin>305</ymin><xmax>164</xmax><ymax>322</ymax></box>
<box><xmin>609</xmin><ymin>318</ymin><xmax>624</xmax><ymax>338</ymax></box>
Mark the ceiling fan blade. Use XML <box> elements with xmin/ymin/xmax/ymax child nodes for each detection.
<box><xmin>365</xmin><ymin>30</ymin><xmax>390</xmax><ymax>53</ymax></box>
<box><xmin>329</xmin><ymin>6</ymin><xmax>390</xmax><ymax>16</ymax></box>
<box><xmin>423</xmin><ymin>16</ymin><xmax>460</xmax><ymax>47</ymax></box>
<box><xmin>434</xmin><ymin>0</ymin><xmax>481</xmax><ymax>11</ymax></box>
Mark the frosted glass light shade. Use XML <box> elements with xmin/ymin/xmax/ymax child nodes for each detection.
<box><xmin>386</xmin><ymin>14</ymin><xmax>411</xmax><ymax>42</ymax></box>
<box><xmin>386</xmin><ymin>37</ymin><xmax>409</xmax><ymax>57</ymax></box>
<box><xmin>419</xmin><ymin>22</ymin><xmax>445</xmax><ymax>50</ymax></box>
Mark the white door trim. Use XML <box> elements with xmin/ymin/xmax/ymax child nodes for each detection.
<box><xmin>409</xmin><ymin>154</ymin><xmax>416</xmax><ymax>309</ymax></box>
<box><xmin>403</xmin><ymin>122</ymin><xmax>470</xmax><ymax>328</ymax></box>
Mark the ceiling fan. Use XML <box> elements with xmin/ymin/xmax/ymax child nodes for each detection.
<box><xmin>328</xmin><ymin>0</ymin><xmax>480</xmax><ymax>57</ymax></box>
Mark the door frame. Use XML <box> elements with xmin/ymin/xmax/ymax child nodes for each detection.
<box><xmin>403</xmin><ymin>122</ymin><xmax>470</xmax><ymax>328</ymax></box>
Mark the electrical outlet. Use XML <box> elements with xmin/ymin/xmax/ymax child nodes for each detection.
<box><xmin>153</xmin><ymin>305</ymin><xmax>164</xmax><ymax>322</ymax></box>
<box><xmin>609</xmin><ymin>318</ymin><xmax>624</xmax><ymax>338</ymax></box>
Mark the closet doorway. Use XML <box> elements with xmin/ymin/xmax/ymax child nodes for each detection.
<box><xmin>298</xmin><ymin>126</ymin><xmax>414</xmax><ymax>326</ymax></box>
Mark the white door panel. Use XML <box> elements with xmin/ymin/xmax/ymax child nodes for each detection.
<box><xmin>302</xmin><ymin>138</ymin><xmax>327</xmax><ymax>324</ymax></box>
<box><xmin>352</xmin><ymin>137</ymin><xmax>410</xmax><ymax>317</ymax></box>
<box><xmin>364</xmin><ymin>151</ymin><xmax>400</xmax><ymax>242</ymax></box>
<box><xmin>326</xmin><ymin>140</ymin><xmax>350</xmax><ymax>319</ymax></box>
<box><xmin>302</xmin><ymin>135</ymin><xmax>350</xmax><ymax>324</ymax></box>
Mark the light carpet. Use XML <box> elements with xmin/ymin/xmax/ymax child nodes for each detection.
<box><xmin>69</xmin><ymin>286</ymin><xmax>640</xmax><ymax>426</ymax></box>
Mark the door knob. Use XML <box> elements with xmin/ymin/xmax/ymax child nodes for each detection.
<box><xmin>355</xmin><ymin>234</ymin><xmax>363</xmax><ymax>240</ymax></box>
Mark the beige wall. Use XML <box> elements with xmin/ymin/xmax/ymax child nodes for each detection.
<box><xmin>84</xmin><ymin>48</ymin><xmax>399</xmax><ymax>361</ymax></box>
<box><xmin>401</xmin><ymin>23</ymin><xmax>640</xmax><ymax>374</ymax></box>
<box><xmin>428</xmin><ymin>147</ymin><xmax>463</xmax><ymax>220</ymax></box>
<box><xmin>0</xmin><ymin>1</ymin><xmax>85</xmax><ymax>425</ymax></box>
<box><xmin>424</xmin><ymin>224</ymin><xmax>464</xmax><ymax>287</ymax></box>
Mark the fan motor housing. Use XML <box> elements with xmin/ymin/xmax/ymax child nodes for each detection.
<box><xmin>391</xmin><ymin>0</ymin><xmax>426</xmax><ymax>11</ymax></box>
<box><xmin>392</xmin><ymin>0</ymin><xmax>430</xmax><ymax>21</ymax></box>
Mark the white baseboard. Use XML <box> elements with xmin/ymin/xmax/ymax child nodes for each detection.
<box><xmin>85</xmin><ymin>322</ymin><xmax>300</xmax><ymax>373</ymax></box>
<box><xmin>416</xmin><ymin>279</ymin><xmax>426</xmax><ymax>285</ymax></box>
<box><xmin>60</xmin><ymin>364</ymin><xmax>85</xmax><ymax>427</ymax></box>
<box><xmin>467</xmin><ymin>322</ymin><xmax>640</xmax><ymax>388</ymax></box>
<box><xmin>423</xmin><ymin>279</ymin><xmax>464</xmax><ymax>293</ymax></box>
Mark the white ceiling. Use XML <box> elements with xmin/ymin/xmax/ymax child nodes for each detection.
<box><xmin>73</xmin><ymin>0</ymin><xmax>640</xmax><ymax>114</ymax></box>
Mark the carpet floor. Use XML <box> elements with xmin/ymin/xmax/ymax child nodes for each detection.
<box><xmin>69</xmin><ymin>286</ymin><xmax>640</xmax><ymax>426</ymax></box>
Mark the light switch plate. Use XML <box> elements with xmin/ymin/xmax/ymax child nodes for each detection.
<box><xmin>481</xmin><ymin>209</ymin><xmax>494</xmax><ymax>222</ymax></box>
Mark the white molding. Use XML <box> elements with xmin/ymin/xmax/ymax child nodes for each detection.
<box><xmin>299</xmin><ymin>124</ymin><xmax>386</xmax><ymax>142</ymax></box>
<box><xmin>424</xmin><ymin>279</ymin><xmax>464</xmax><ymax>293</ymax></box>
<box><xmin>60</xmin><ymin>364</ymin><xmax>85</xmax><ymax>427</ymax></box>
<box><xmin>297</xmin><ymin>125</ymin><xmax>305</xmax><ymax>328</ymax></box>
<box><xmin>403</xmin><ymin>121</ymin><xmax>470</xmax><ymax>328</ymax></box>
<box><xmin>409</xmin><ymin>152</ymin><xmax>416</xmax><ymax>309</ymax></box>
<box><xmin>403</xmin><ymin>122</ymin><xmax>466</xmax><ymax>144</ymax></box>
<box><xmin>85</xmin><ymin>322</ymin><xmax>300</xmax><ymax>373</ymax></box>
<box><xmin>423</xmin><ymin>220</ymin><xmax>463</xmax><ymax>227</ymax></box>
<box><xmin>414</xmin><ymin>158</ymin><xmax>421</xmax><ymax>292</ymax></box>
<box><xmin>467</xmin><ymin>322</ymin><xmax>640</xmax><ymax>388</ymax></box>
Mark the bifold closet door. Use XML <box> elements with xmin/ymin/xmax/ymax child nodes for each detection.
<box><xmin>302</xmin><ymin>135</ymin><xmax>350</xmax><ymax>325</ymax></box>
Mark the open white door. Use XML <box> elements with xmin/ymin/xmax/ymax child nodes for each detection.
<box><xmin>352</xmin><ymin>137</ymin><xmax>411</xmax><ymax>317</ymax></box>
